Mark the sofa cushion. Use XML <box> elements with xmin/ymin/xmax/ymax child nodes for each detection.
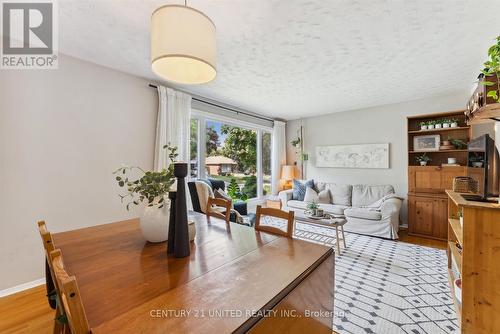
<box><xmin>319</xmin><ymin>204</ymin><xmax>348</xmax><ymax>216</ymax></box>
<box><xmin>292</xmin><ymin>179</ymin><xmax>314</xmax><ymax>201</ymax></box>
<box><xmin>287</xmin><ymin>200</ymin><xmax>309</xmax><ymax>210</ymax></box>
<box><xmin>303</xmin><ymin>187</ymin><xmax>331</xmax><ymax>204</ymax></box>
<box><xmin>326</xmin><ymin>183</ymin><xmax>352</xmax><ymax>206</ymax></box>
<box><xmin>287</xmin><ymin>200</ymin><xmax>347</xmax><ymax>216</ymax></box>
<box><xmin>344</xmin><ymin>208</ymin><xmax>382</xmax><ymax>221</ymax></box>
<box><xmin>351</xmin><ymin>185</ymin><xmax>394</xmax><ymax>207</ymax></box>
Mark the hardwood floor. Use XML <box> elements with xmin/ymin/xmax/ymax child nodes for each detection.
<box><xmin>0</xmin><ymin>285</ymin><xmax>54</xmax><ymax>334</ymax></box>
<box><xmin>0</xmin><ymin>228</ymin><xmax>446</xmax><ymax>333</ymax></box>
<box><xmin>398</xmin><ymin>228</ymin><xmax>447</xmax><ymax>249</ymax></box>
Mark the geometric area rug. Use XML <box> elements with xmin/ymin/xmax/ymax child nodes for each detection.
<box><xmin>293</xmin><ymin>222</ymin><xmax>460</xmax><ymax>334</ymax></box>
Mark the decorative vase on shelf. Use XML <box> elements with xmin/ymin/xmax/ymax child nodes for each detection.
<box><xmin>139</xmin><ymin>198</ymin><xmax>170</xmax><ymax>243</ymax></box>
<box><xmin>420</xmin><ymin>161</ymin><xmax>427</xmax><ymax>166</ymax></box>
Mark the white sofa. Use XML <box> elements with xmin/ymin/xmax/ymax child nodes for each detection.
<box><xmin>278</xmin><ymin>182</ymin><xmax>402</xmax><ymax>239</ymax></box>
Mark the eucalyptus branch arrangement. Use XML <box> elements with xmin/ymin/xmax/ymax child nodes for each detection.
<box><xmin>306</xmin><ymin>201</ymin><xmax>319</xmax><ymax>211</ymax></box>
<box><xmin>481</xmin><ymin>36</ymin><xmax>500</xmax><ymax>102</ymax></box>
<box><xmin>114</xmin><ymin>144</ymin><xmax>178</xmax><ymax>210</ymax></box>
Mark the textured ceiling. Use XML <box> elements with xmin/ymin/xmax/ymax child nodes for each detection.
<box><xmin>58</xmin><ymin>0</ymin><xmax>500</xmax><ymax>120</ymax></box>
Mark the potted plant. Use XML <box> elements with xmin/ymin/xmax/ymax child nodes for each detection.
<box><xmin>420</xmin><ymin>121</ymin><xmax>428</xmax><ymax>130</ymax></box>
<box><xmin>415</xmin><ymin>153</ymin><xmax>432</xmax><ymax>166</ymax></box>
<box><xmin>480</xmin><ymin>36</ymin><xmax>500</xmax><ymax>103</ymax></box>
<box><xmin>435</xmin><ymin>119</ymin><xmax>443</xmax><ymax>129</ymax></box>
<box><xmin>450</xmin><ymin>138</ymin><xmax>467</xmax><ymax>149</ymax></box>
<box><xmin>427</xmin><ymin>120</ymin><xmax>435</xmax><ymax>130</ymax></box>
<box><xmin>306</xmin><ymin>201</ymin><xmax>320</xmax><ymax>216</ymax></box>
<box><xmin>114</xmin><ymin>144</ymin><xmax>178</xmax><ymax>243</ymax></box>
<box><xmin>450</xmin><ymin>118</ymin><xmax>459</xmax><ymax>128</ymax></box>
<box><xmin>469</xmin><ymin>152</ymin><xmax>484</xmax><ymax>168</ymax></box>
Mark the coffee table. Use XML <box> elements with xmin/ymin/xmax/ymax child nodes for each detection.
<box><xmin>294</xmin><ymin>211</ymin><xmax>347</xmax><ymax>254</ymax></box>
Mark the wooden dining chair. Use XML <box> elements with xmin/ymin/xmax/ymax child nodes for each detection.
<box><xmin>50</xmin><ymin>249</ymin><xmax>90</xmax><ymax>334</ymax></box>
<box><xmin>37</xmin><ymin>221</ymin><xmax>67</xmax><ymax>334</ymax></box>
<box><xmin>255</xmin><ymin>205</ymin><xmax>295</xmax><ymax>238</ymax></box>
<box><xmin>206</xmin><ymin>197</ymin><xmax>232</xmax><ymax>223</ymax></box>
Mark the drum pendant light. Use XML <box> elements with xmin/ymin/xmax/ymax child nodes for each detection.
<box><xmin>151</xmin><ymin>1</ymin><xmax>216</xmax><ymax>84</ymax></box>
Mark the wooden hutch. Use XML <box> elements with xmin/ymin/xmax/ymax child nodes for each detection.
<box><xmin>446</xmin><ymin>190</ymin><xmax>500</xmax><ymax>333</ymax></box>
<box><xmin>407</xmin><ymin>110</ymin><xmax>471</xmax><ymax>240</ymax></box>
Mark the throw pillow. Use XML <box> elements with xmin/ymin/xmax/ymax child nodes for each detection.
<box><xmin>292</xmin><ymin>179</ymin><xmax>314</xmax><ymax>201</ymax></box>
<box><xmin>214</xmin><ymin>188</ymin><xmax>231</xmax><ymax>202</ymax></box>
<box><xmin>304</xmin><ymin>187</ymin><xmax>331</xmax><ymax>204</ymax></box>
<box><xmin>318</xmin><ymin>189</ymin><xmax>331</xmax><ymax>204</ymax></box>
<box><xmin>303</xmin><ymin>187</ymin><xmax>319</xmax><ymax>203</ymax></box>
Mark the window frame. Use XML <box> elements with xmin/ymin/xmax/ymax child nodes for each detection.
<box><xmin>190</xmin><ymin>109</ymin><xmax>273</xmax><ymax>200</ymax></box>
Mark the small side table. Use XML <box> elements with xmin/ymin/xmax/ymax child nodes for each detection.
<box><xmin>266</xmin><ymin>197</ymin><xmax>282</xmax><ymax>210</ymax></box>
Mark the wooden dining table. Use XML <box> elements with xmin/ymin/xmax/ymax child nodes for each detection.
<box><xmin>52</xmin><ymin>212</ymin><xmax>334</xmax><ymax>333</ymax></box>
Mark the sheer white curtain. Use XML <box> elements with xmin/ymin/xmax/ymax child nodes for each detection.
<box><xmin>154</xmin><ymin>86</ymin><xmax>192</xmax><ymax>209</ymax></box>
<box><xmin>271</xmin><ymin>121</ymin><xmax>286</xmax><ymax>195</ymax></box>
<box><xmin>154</xmin><ymin>86</ymin><xmax>192</xmax><ymax>170</ymax></box>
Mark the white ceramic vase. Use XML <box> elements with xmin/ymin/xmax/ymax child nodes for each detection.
<box><xmin>140</xmin><ymin>199</ymin><xmax>170</xmax><ymax>243</ymax></box>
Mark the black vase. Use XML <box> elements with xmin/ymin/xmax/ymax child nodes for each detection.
<box><xmin>172</xmin><ymin>162</ymin><xmax>190</xmax><ymax>258</ymax></box>
<box><xmin>166</xmin><ymin>191</ymin><xmax>177</xmax><ymax>254</ymax></box>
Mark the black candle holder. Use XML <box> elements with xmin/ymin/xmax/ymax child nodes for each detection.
<box><xmin>166</xmin><ymin>162</ymin><xmax>190</xmax><ymax>258</ymax></box>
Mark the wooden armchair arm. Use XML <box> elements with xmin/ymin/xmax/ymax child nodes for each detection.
<box><xmin>206</xmin><ymin>197</ymin><xmax>232</xmax><ymax>223</ymax></box>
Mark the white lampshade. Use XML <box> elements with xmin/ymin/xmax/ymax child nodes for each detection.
<box><xmin>281</xmin><ymin>165</ymin><xmax>295</xmax><ymax>181</ymax></box>
<box><xmin>151</xmin><ymin>5</ymin><xmax>216</xmax><ymax>85</ymax></box>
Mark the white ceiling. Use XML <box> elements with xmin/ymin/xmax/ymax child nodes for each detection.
<box><xmin>59</xmin><ymin>0</ymin><xmax>500</xmax><ymax>120</ymax></box>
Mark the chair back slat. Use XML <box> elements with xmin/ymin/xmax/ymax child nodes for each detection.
<box><xmin>206</xmin><ymin>197</ymin><xmax>232</xmax><ymax>223</ymax></box>
<box><xmin>50</xmin><ymin>249</ymin><xmax>90</xmax><ymax>334</ymax></box>
<box><xmin>38</xmin><ymin>221</ymin><xmax>56</xmax><ymax>254</ymax></box>
<box><xmin>255</xmin><ymin>205</ymin><xmax>294</xmax><ymax>238</ymax></box>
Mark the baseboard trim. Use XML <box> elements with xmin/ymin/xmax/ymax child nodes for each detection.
<box><xmin>0</xmin><ymin>278</ymin><xmax>45</xmax><ymax>298</ymax></box>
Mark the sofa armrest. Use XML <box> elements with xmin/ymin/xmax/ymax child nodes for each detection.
<box><xmin>380</xmin><ymin>198</ymin><xmax>402</xmax><ymax>233</ymax></box>
<box><xmin>278</xmin><ymin>189</ymin><xmax>294</xmax><ymax>207</ymax></box>
<box><xmin>380</xmin><ymin>198</ymin><xmax>402</xmax><ymax>216</ymax></box>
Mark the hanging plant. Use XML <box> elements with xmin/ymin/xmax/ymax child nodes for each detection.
<box><xmin>481</xmin><ymin>36</ymin><xmax>500</xmax><ymax>102</ymax></box>
<box><xmin>290</xmin><ymin>129</ymin><xmax>308</xmax><ymax>161</ymax></box>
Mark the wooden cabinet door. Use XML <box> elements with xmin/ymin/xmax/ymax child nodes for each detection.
<box><xmin>409</xmin><ymin>196</ymin><xmax>434</xmax><ymax>236</ymax></box>
<box><xmin>441</xmin><ymin>166</ymin><xmax>467</xmax><ymax>191</ymax></box>
<box><xmin>408</xmin><ymin>195</ymin><xmax>448</xmax><ymax>239</ymax></box>
<box><xmin>408</xmin><ymin>166</ymin><xmax>442</xmax><ymax>193</ymax></box>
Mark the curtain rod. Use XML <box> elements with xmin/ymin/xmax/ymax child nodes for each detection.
<box><xmin>148</xmin><ymin>84</ymin><xmax>275</xmax><ymax>123</ymax></box>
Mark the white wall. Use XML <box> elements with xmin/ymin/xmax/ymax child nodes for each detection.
<box><xmin>0</xmin><ymin>54</ymin><xmax>157</xmax><ymax>290</ymax></box>
<box><xmin>286</xmin><ymin>92</ymin><xmax>484</xmax><ymax>225</ymax></box>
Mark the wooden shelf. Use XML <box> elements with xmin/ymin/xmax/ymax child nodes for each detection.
<box><xmin>448</xmin><ymin>218</ymin><xmax>463</xmax><ymax>246</ymax></box>
<box><xmin>448</xmin><ymin>241</ymin><xmax>462</xmax><ymax>272</ymax></box>
<box><xmin>446</xmin><ymin>190</ymin><xmax>500</xmax><ymax>332</ymax></box>
<box><xmin>408</xmin><ymin>126</ymin><xmax>470</xmax><ymax>134</ymax></box>
<box><xmin>409</xmin><ymin>149</ymin><xmax>468</xmax><ymax>153</ymax></box>
<box><xmin>467</xmin><ymin>103</ymin><xmax>500</xmax><ymax>124</ymax></box>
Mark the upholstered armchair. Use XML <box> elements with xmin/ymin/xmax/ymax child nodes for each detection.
<box><xmin>188</xmin><ymin>179</ymin><xmax>246</xmax><ymax>224</ymax></box>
